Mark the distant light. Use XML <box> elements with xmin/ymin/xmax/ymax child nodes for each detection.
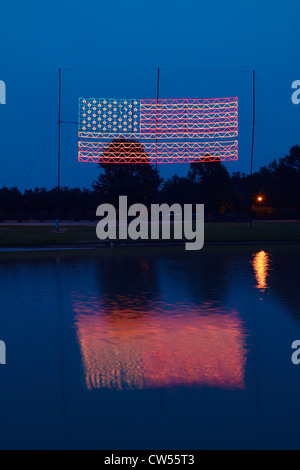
<box><xmin>257</xmin><ymin>196</ymin><xmax>263</xmax><ymax>202</ymax></box>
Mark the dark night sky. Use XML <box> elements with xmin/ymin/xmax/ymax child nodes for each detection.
<box><xmin>0</xmin><ymin>0</ymin><xmax>299</xmax><ymax>190</ymax></box>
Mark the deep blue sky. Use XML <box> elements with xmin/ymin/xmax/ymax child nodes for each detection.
<box><xmin>0</xmin><ymin>0</ymin><xmax>299</xmax><ymax>190</ymax></box>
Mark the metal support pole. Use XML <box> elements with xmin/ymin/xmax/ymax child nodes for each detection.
<box><xmin>250</xmin><ymin>70</ymin><xmax>256</xmax><ymax>229</ymax></box>
<box><xmin>155</xmin><ymin>67</ymin><xmax>160</xmax><ymax>171</ymax></box>
<box><xmin>57</xmin><ymin>68</ymin><xmax>62</xmax><ymax>232</ymax></box>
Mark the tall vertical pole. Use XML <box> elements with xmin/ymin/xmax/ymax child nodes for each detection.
<box><xmin>57</xmin><ymin>68</ymin><xmax>62</xmax><ymax>231</ymax></box>
<box><xmin>155</xmin><ymin>67</ymin><xmax>160</xmax><ymax>171</ymax></box>
<box><xmin>250</xmin><ymin>70</ymin><xmax>256</xmax><ymax>229</ymax></box>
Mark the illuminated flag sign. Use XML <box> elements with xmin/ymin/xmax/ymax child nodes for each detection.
<box><xmin>78</xmin><ymin>97</ymin><xmax>238</xmax><ymax>163</ymax></box>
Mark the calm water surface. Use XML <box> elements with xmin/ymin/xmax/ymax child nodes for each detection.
<box><xmin>0</xmin><ymin>245</ymin><xmax>300</xmax><ymax>449</ymax></box>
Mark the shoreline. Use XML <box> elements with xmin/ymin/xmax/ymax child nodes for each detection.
<box><xmin>1</xmin><ymin>239</ymin><xmax>300</xmax><ymax>253</ymax></box>
<box><xmin>1</xmin><ymin>221</ymin><xmax>300</xmax><ymax>251</ymax></box>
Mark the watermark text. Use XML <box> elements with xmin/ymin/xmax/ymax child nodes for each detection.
<box><xmin>0</xmin><ymin>340</ymin><xmax>6</xmax><ymax>365</ymax></box>
<box><xmin>0</xmin><ymin>80</ymin><xmax>6</xmax><ymax>104</ymax></box>
<box><xmin>291</xmin><ymin>80</ymin><xmax>300</xmax><ymax>105</ymax></box>
<box><xmin>96</xmin><ymin>196</ymin><xmax>204</xmax><ymax>251</ymax></box>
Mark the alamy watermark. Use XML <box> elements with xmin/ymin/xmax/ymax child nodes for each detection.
<box><xmin>291</xmin><ymin>340</ymin><xmax>300</xmax><ymax>365</ymax></box>
<box><xmin>0</xmin><ymin>80</ymin><xmax>6</xmax><ymax>104</ymax></box>
<box><xmin>96</xmin><ymin>196</ymin><xmax>204</xmax><ymax>251</ymax></box>
<box><xmin>291</xmin><ymin>80</ymin><xmax>300</xmax><ymax>105</ymax></box>
<box><xmin>0</xmin><ymin>341</ymin><xmax>6</xmax><ymax>365</ymax></box>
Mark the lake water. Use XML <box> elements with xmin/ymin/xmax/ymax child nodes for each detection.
<box><xmin>0</xmin><ymin>245</ymin><xmax>300</xmax><ymax>450</ymax></box>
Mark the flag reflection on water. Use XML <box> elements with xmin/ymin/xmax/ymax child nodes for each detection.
<box><xmin>73</xmin><ymin>296</ymin><xmax>247</xmax><ymax>391</ymax></box>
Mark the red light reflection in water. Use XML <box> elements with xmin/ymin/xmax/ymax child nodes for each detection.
<box><xmin>73</xmin><ymin>297</ymin><xmax>247</xmax><ymax>392</ymax></box>
<box><xmin>253</xmin><ymin>251</ymin><xmax>271</xmax><ymax>291</ymax></box>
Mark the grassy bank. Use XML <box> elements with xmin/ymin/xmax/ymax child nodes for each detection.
<box><xmin>0</xmin><ymin>221</ymin><xmax>300</xmax><ymax>248</ymax></box>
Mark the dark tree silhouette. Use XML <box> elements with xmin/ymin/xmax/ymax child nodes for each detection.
<box><xmin>188</xmin><ymin>158</ymin><xmax>234</xmax><ymax>215</ymax></box>
<box><xmin>92</xmin><ymin>138</ymin><xmax>162</xmax><ymax>206</ymax></box>
<box><xmin>284</xmin><ymin>145</ymin><xmax>300</xmax><ymax>172</ymax></box>
<box><xmin>160</xmin><ymin>174</ymin><xmax>193</xmax><ymax>204</ymax></box>
<box><xmin>1</xmin><ymin>145</ymin><xmax>300</xmax><ymax>221</ymax></box>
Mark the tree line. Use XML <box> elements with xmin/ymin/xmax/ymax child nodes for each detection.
<box><xmin>1</xmin><ymin>142</ymin><xmax>300</xmax><ymax>222</ymax></box>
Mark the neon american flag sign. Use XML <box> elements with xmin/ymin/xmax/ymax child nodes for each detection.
<box><xmin>78</xmin><ymin>97</ymin><xmax>238</xmax><ymax>163</ymax></box>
